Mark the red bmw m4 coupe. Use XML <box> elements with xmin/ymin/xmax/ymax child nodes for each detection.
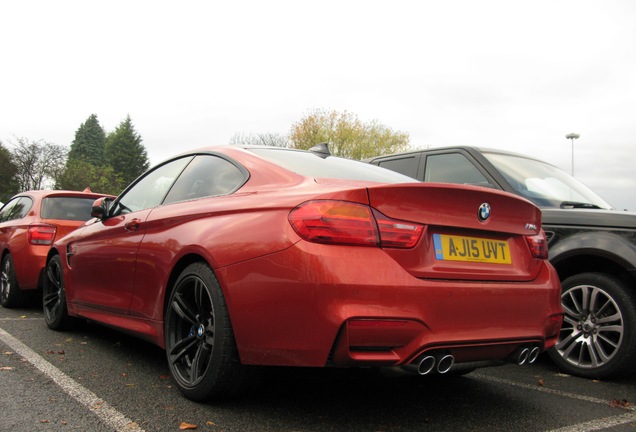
<box><xmin>43</xmin><ymin>144</ymin><xmax>562</xmax><ymax>401</ymax></box>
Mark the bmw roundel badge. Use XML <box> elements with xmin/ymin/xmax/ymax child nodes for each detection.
<box><xmin>478</xmin><ymin>203</ymin><xmax>491</xmax><ymax>222</ymax></box>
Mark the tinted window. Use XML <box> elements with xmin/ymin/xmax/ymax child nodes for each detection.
<box><xmin>40</xmin><ymin>197</ymin><xmax>99</xmax><ymax>221</ymax></box>
<box><xmin>114</xmin><ymin>157</ymin><xmax>193</xmax><ymax>214</ymax></box>
<box><xmin>0</xmin><ymin>197</ymin><xmax>33</xmax><ymax>222</ymax></box>
<box><xmin>424</xmin><ymin>153</ymin><xmax>491</xmax><ymax>186</ymax></box>
<box><xmin>376</xmin><ymin>155</ymin><xmax>419</xmax><ymax>179</ymax></box>
<box><xmin>164</xmin><ymin>155</ymin><xmax>246</xmax><ymax>204</ymax></box>
<box><xmin>249</xmin><ymin>148</ymin><xmax>415</xmax><ymax>183</ymax></box>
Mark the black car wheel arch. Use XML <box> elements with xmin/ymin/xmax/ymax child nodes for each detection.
<box><xmin>164</xmin><ymin>262</ymin><xmax>251</xmax><ymax>401</ymax></box>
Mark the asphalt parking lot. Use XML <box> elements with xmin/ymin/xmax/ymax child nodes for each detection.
<box><xmin>1</xmin><ymin>303</ymin><xmax>635</xmax><ymax>432</ymax></box>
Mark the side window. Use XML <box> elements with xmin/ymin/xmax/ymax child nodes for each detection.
<box><xmin>0</xmin><ymin>197</ymin><xmax>33</xmax><ymax>222</ymax></box>
<box><xmin>376</xmin><ymin>155</ymin><xmax>420</xmax><ymax>179</ymax></box>
<box><xmin>113</xmin><ymin>157</ymin><xmax>194</xmax><ymax>214</ymax></box>
<box><xmin>164</xmin><ymin>155</ymin><xmax>246</xmax><ymax>204</ymax></box>
<box><xmin>424</xmin><ymin>153</ymin><xmax>491</xmax><ymax>186</ymax></box>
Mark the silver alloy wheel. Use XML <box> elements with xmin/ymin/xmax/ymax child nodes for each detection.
<box><xmin>555</xmin><ymin>283</ymin><xmax>624</xmax><ymax>369</ymax></box>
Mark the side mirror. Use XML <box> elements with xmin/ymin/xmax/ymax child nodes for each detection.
<box><xmin>90</xmin><ymin>197</ymin><xmax>114</xmax><ymax>219</ymax></box>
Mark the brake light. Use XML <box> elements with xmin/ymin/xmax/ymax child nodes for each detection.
<box><xmin>28</xmin><ymin>224</ymin><xmax>57</xmax><ymax>245</ymax></box>
<box><xmin>288</xmin><ymin>200</ymin><xmax>423</xmax><ymax>248</ymax></box>
<box><xmin>525</xmin><ymin>230</ymin><xmax>548</xmax><ymax>259</ymax></box>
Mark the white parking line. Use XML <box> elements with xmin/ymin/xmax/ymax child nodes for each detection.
<box><xmin>473</xmin><ymin>373</ymin><xmax>636</xmax><ymax>431</ymax></box>
<box><xmin>0</xmin><ymin>326</ymin><xmax>145</xmax><ymax>432</ymax></box>
<box><xmin>1</xmin><ymin>323</ymin><xmax>632</xmax><ymax>432</ymax></box>
<box><xmin>547</xmin><ymin>412</ymin><xmax>636</xmax><ymax>432</ymax></box>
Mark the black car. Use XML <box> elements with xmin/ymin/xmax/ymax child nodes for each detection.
<box><xmin>366</xmin><ymin>146</ymin><xmax>636</xmax><ymax>379</ymax></box>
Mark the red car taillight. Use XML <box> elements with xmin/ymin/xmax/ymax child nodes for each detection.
<box><xmin>372</xmin><ymin>209</ymin><xmax>423</xmax><ymax>248</ymax></box>
<box><xmin>525</xmin><ymin>230</ymin><xmax>548</xmax><ymax>259</ymax></box>
<box><xmin>288</xmin><ymin>200</ymin><xmax>423</xmax><ymax>248</ymax></box>
<box><xmin>28</xmin><ymin>224</ymin><xmax>57</xmax><ymax>245</ymax></box>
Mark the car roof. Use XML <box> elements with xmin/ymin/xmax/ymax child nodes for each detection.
<box><xmin>366</xmin><ymin>145</ymin><xmax>554</xmax><ymax>166</ymax></box>
<box><xmin>11</xmin><ymin>190</ymin><xmax>113</xmax><ymax>200</ymax></box>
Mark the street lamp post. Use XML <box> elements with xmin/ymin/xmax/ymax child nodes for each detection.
<box><xmin>565</xmin><ymin>133</ymin><xmax>580</xmax><ymax>176</ymax></box>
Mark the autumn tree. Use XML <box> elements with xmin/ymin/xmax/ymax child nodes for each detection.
<box><xmin>67</xmin><ymin>114</ymin><xmax>106</xmax><ymax>165</ymax></box>
<box><xmin>104</xmin><ymin>115</ymin><xmax>150</xmax><ymax>185</ymax></box>
<box><xmin>9</xmin><ymin>137</ymin><xmax>67</xmax><ymax>191</ymax></box>
<box><xmin>289</xmin><ymin>109</ymin><xmax>410</xmax><ymax>159</ymax></box>
<box><xmin>0</xmin><ymin>141</ymin><xmax>19</xmax><ymax>202</ymax></box>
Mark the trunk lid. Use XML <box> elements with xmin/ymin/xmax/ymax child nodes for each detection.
<box><xmin>367</xmin><ymin>183</ymin><xmax>544</xmax><ymax>281</ymax></box>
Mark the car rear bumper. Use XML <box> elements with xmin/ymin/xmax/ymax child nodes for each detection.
<box><xmin>13</xmin><ymin>246</ymin><xmax>48</xmax><ymax>291</ymax></box>
<box><xmin>218</xmin><ymin>242</ymin><xmax>563</xmax><ymax>368</ymax></box>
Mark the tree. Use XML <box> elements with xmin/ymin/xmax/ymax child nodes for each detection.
<box><xmin>289</xmin><ymin>109</ymin><xmax>410</xmax><ymax>159</ymax></box>
<box><xmin>229</xmin><ymin>132</ymin><xmax>290</xmax><ymax>147</ymax></box>
<box><xmin>57</xmin><ymin>159</ymin><xmax>126</xmax><ymax>196</ymax></box>
<box><xmin>68</xmin><ymin>114</ymin><xmax>106</xmax><ymax>165</ymax></box>
<box><xmin>10</xmin><ymin>137</ymin><xmax>67</xmax><ymax>191</ymax></box>
<box><xmin>0</xmin><ymin>141</ymin><xmax>19</xmax><ymax>202</ymax></box>
<box><xmin>104</xmin><ymin>115</ymin><xmax>150</xmax><ymax>185</ymax></box>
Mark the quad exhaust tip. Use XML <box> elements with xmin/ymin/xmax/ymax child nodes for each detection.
<box><xmin>403</xmin><ymin>345</ymin><xmax>541</xmax><ymax>376</ymax></box>
<box><xmin>528</xmin><ymin>346</ymin><xmax>540</xmax><ymax>363</ymax></box>
<box><xmin>436</xmin><ymin>354</ymin><xmax>455</xmax><ymax>374</ymax></box>
<box><xmin>417</xmin><ymin>355</ymin><xmax>436</xmax><ymax>375</ymax></box>
<box><xmin>405</xmin><ymin>351</ymin><xmax>455</xmax><ymax>376</ymax></box>
<box><xmin>510</xmin><ymin>345</ymin><xmax>542</xmax><ymax>365</ymax></box>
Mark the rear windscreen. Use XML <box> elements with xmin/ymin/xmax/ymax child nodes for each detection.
<box><xmin>248</xmin><ymin>147</ymin><xmax>415</xmax><ymax>183</ymax></box>
<box><xmin>41</xmin><ymin>197</ymin><xmax>97</xmax><ymax>221</ymax></box>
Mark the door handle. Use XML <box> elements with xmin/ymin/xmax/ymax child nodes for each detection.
<box><xmin>124</xmin><ymin>218</ymin><xmax>142</xmax><ymax>232</ymax></box>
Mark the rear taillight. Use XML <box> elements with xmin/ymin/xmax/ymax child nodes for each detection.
<box><xmin>372</xmin><ymin>209</ymin><xmax>423</xmax><ymax>248</ymax></box>
<box><xmin>28</xmin><ymin>224</ymin><xmax>57</xmax><ymax>245</ymax></box>
<box><xmin>525</xmin><ymin>230</ymin><xmax>548</xmax><ymax>259</ymax></box>
<box><xmin>288</xmin><ymin>200</ymin><xmax>423</xmax><ymax>248</ymax></box>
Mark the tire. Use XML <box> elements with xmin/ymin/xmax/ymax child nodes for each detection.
<box><xmin>548</xmin><ymin>272</ymin><xmax>636</xmax><ymax>379</ymax></box>
<box><xmin>43</xmin><ymin>255</ymin><xmax>72</xmax><ymax>330</ymax></box>
<box><xmin>1</xmin><ymin>254</ymin><xmax>24</xmax><ymax>308</ymax></box>
<box><xmin>165</xmin><ymin>262</ymin><xmax>251</xmax><ymax>401</ymax></box>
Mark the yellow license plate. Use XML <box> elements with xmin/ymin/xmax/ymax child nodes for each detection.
<box><xmin>433</xmin><ymin>234</ymin><xmax>512</xmax><ymax>264</ymax></box>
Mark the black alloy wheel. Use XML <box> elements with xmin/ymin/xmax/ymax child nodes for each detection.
<box><xmin>549</xmin><ymin>272</ymin><xmax>636</xmax><ymax>379</ymax></box>
<box><xmin>1</xmin><ymin>254</ymin><xmax>24</xmax><ymax>308</ymax></box>
<box><xmin>165</xmin><ymin>262</ymin><xmax>249</xmax><ymax>401</ymax></box>
<box><xmin>43</xmin><ymin>255</ymin><xmax>71</xmax><ymax>330</ymax></box>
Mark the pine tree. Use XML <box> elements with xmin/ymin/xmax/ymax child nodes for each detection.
<box><xmin>68</xmin><ymin>114</ymin><xmax>106</xmax><ymax>165</ymax></box>
<box><xmin>104</xmin><ymin>115</ymin><xmax>150</xmax><ymax>185</ymax></box>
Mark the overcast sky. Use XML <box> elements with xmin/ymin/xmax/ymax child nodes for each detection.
<box><xmin>2</xmin><ymin>1</ymin><xmax>635</xmax><ymax>210</ymax></box>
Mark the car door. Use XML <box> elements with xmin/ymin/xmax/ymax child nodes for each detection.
<box><xmin>70</xmin><ymin>156</ymin><xmax>194</xmax><ymax>313</ymax></box>
<box><xmin>128</xmin><ymin>154</ymin><xmax>248</xmax><ymax>320</ymax></box>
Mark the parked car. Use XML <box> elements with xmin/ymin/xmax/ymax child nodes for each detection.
<box><xmin>1</xmin><ymin>189</ymin><xmax>114</xmax><ymax>308</ymax></box>
<box><xmin>366</xmin><ymin>146</ymin><xmax>636</xmax><ymax>379</ymax></box>
<box><xmin>43</xmin><ymin>144</ymin><xmax>562</xmax><ymax>401</ymax></box>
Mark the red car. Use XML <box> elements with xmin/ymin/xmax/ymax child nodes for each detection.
<box><xmin>43</xmin><ymin>145</ymin><xmax>563</xmax><ymax>401</ymax></box>
<box><xmin>1</xmin><ymin>189</ymin><xmax>113</xmax><ymax>308</ymax></box>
